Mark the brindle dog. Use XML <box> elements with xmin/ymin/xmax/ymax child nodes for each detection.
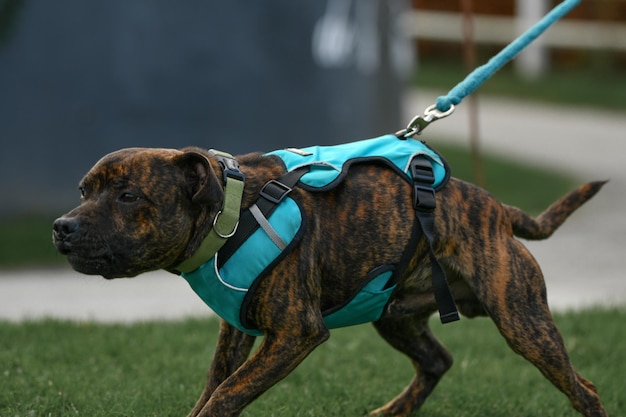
<box><xmin>53</xmin><ymin>146</ymin><xmax>608</xmax><ymax>417</ymax></box>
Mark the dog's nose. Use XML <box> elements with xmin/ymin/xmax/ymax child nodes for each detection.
<box><xmin>53</xmin><ymin>217</ymin><xmax>80</xmax><ymax>241</ymax></box>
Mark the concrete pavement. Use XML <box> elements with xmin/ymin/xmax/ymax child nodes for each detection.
<box><xmin>0</xmin><ymin>268</ymin><xmax>210</xmax><ymax>322</ymax></box>
<box><xmin>1</xmin><ymin>90</ymin><xmax>625</xmax><ymax>323</ymax></box>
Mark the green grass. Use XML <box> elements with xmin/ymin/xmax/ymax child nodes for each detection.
<box><xmin>1</xmin><ymin>309</ymin><xmax>624</xmax><ymax>416</ymax></box>
<box><xmin>414</xmin><ymin>59</ymin><xmax>626</xmax><ymax>111</ymax></box>
<box><xmin>0</xmin><ymin>215</ymin><xmax>63</xmax><ymax>268</ymax></box>
<box><xmin>0</xmin><ymin>144</ymin><xmax>574</xmax><ymax>269</ymax></box>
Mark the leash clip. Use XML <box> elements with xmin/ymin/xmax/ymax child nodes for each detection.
<box><xmin>396</xmin><ymin>104</ymin><xmax>455</xmax><ymax>138</ymax></box>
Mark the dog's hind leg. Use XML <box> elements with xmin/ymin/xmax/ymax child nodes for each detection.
<box><xmin>370</xmin><ymin>316</ymin><xmax>452</xmax><ymax>417</ymax></box>
<box><xmin>476</xmin><ymin>238</ymin><xmax>607</xmax><ymax>417</ymax></box>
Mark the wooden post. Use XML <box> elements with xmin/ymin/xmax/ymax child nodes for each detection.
<box><xmin>460</xmin><ymin>0</ymin><xmax>485</xmax><ymax>187</ymax></box>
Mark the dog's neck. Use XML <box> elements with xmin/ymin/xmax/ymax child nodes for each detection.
<box><xmin>172</xmin><ymin>151</ymin><xmax>286</xmax><ymax>275</ymax></box>
<box><xmin>174</xmin><ymin>150</ymin><xmax>245</xmax><ymax>274</ymax></box>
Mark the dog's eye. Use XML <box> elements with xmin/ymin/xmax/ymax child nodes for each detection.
<box><xmin>118</xmin><ymin>192</ymin><xmax>141</xmax><ymax>204</ymax></box>
<box><xmin>79</xmin><ymin>186</ymin><xmax>86</xmax><ymax>199</ymax></box>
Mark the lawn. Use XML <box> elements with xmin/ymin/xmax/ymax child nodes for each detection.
<box><xmin>1</xmin><ymin>309</ymin><xmax>624</xmax><ymax>416</ymax></box>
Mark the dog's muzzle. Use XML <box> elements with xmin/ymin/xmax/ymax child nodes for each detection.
<box><xmin>52</xmin><ymin>216</ymin><xmax>80</xmax><ymax>254</ymax></box>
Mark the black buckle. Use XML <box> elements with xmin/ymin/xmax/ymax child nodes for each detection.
<box><xmin>259</xmin><ymin>180</ymin><xmax>292</xmax><ymax>204</ymax></box>
<box><xmin>410</xmin><ymin>157</ymin><xmax>435</xmax><ymax>185</ymax></box>
<box><xmin>223</xmin><ymin>168</ymin><xmax>245</xmax><ymax>183</ymax></box>
<box><xmin>410</xmin><ymin>156</ymin><xmax>436</xmax><ymax>212</ymax></box>
<box><xmin>215</xmin><ymin>156</ymin><xmax>245</xmax><ymax>184</ymax></box>
<box><xmin>413</xmin><ymin>185</ymin><xmax>436</xmax><ymax>212</ymax></box>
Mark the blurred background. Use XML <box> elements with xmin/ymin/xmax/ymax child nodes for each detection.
<box><xmin>0</xmin><ymin>0</ymin><xmax>625</xmax><ymax>319</ymax></box>
<box><xmin>2</xmin><ymin>0</ymin><xmax>624</xmax><ymax>219</ymax></box>
<box><xmin>0</xmin><ymin>0</ymin><xmax>412</xmax><ymax>218</ymax></box>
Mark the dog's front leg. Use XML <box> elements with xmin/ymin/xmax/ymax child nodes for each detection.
<box><xmin>195</xmin><ymin>325</ymin><xmax>330</xmax><ymax>417</ymax></box>
<box><xmin>188</xmin><ymin>320</ymin><xmax>256</xmax><ymax>417</ymax></box>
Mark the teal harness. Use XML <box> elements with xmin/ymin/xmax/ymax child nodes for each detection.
<box><xmin>265</xmin><ymin>135</ymin><xmax>448</xmax><ymax>190</ymax></box>
<box><xmin>181</xmin><ymin>135</ymin><xmax>457</xmax><ymax>336</ymax></box>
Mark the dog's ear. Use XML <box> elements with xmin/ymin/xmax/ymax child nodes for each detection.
<box><xmin>173</xmin><ymin>151</ymin><xmax>224</xmax><ymax>206</ymax></box>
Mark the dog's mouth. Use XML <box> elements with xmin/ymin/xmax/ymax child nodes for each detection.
<box><xmin>66</xmin><ymin>253</ymin><xmax>115</xmax><ymax>277</ymax></box>
<box><xmin>60</xmin><ymin>240</ymin><xmax>150</xmax><ymax>279</ymax></box>
<box><xmin>53</xmin><ymin>235</ymin><xmax>123</xmax><ymax>279</ymax></box>
<box><xmin>66</xmin><ymin>251</ymin><xmax>148</xmax><ymax>279</ymax></box>
<box><xmin>59</xmin><ymin>241</ymin><xmax>119</xmax><ymax>277</ymax></box>
<box><xmin>53</xmin><ymin>216</ymin><xmax>134</xmax><ymax>278</ymax></box>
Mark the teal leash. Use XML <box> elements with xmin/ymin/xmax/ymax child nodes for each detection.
<box><xmin>398</xmin><ymin>0</ymin><xmax>581</xmax><ymax>138</ymax></box>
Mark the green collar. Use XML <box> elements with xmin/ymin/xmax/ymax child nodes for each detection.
<box><xmin>175</xmin><ymin>150</ymin><xmax>245</xmax><ymax>274</ymax></box>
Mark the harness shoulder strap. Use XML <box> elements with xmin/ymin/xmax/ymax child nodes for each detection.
<box><xmin>218</xmin><ymin>166</ymin><xmax>309</xmax><ymax>268</ymax></box>
<box><xmin>410</xmin><ymin>156</ymin><xmax>460</xmax><ymax>324</ymax></box>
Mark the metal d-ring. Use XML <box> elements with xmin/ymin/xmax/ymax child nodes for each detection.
<box><xmin>212</xmin><ymin>211</ymin><xmax>239</xmax><ymax>238</ymax></box>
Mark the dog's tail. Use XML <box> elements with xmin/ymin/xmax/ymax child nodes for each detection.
<box><xmin>506</xmin><ymin>180</ymin><xmax>607</xmax><ymax>240</ymax></box>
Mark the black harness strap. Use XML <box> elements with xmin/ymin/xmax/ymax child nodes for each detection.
<box><xmin>218</xmin><ymin>166</ymin><xmax>310</xmax><ymax>268</ymax></box>
<box><xmin>410</xmin><ymin>156</ymin><xmax>460</xmax><ymax>324</ymax></box>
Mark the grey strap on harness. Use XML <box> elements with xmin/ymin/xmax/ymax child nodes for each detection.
<box><xmin>410</xmin><ymin>156</ymin><xmax>460</xmax><ymax>324</ymax></box>
<box><xmin>248</xmin><ymin>203</ymin><xmax>287</xmax><ymax>250</ymax></box>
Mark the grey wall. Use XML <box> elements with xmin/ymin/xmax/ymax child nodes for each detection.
<box><xmin>0</xmin><ymin>0</ymin><xmax>412</xmax><ymax>216</ymax></box>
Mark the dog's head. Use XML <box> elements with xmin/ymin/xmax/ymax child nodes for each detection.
<box><xmin>52</xmin><ymin>148</ymin><xmax>224</xmax><ymax>278</ymax></box>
